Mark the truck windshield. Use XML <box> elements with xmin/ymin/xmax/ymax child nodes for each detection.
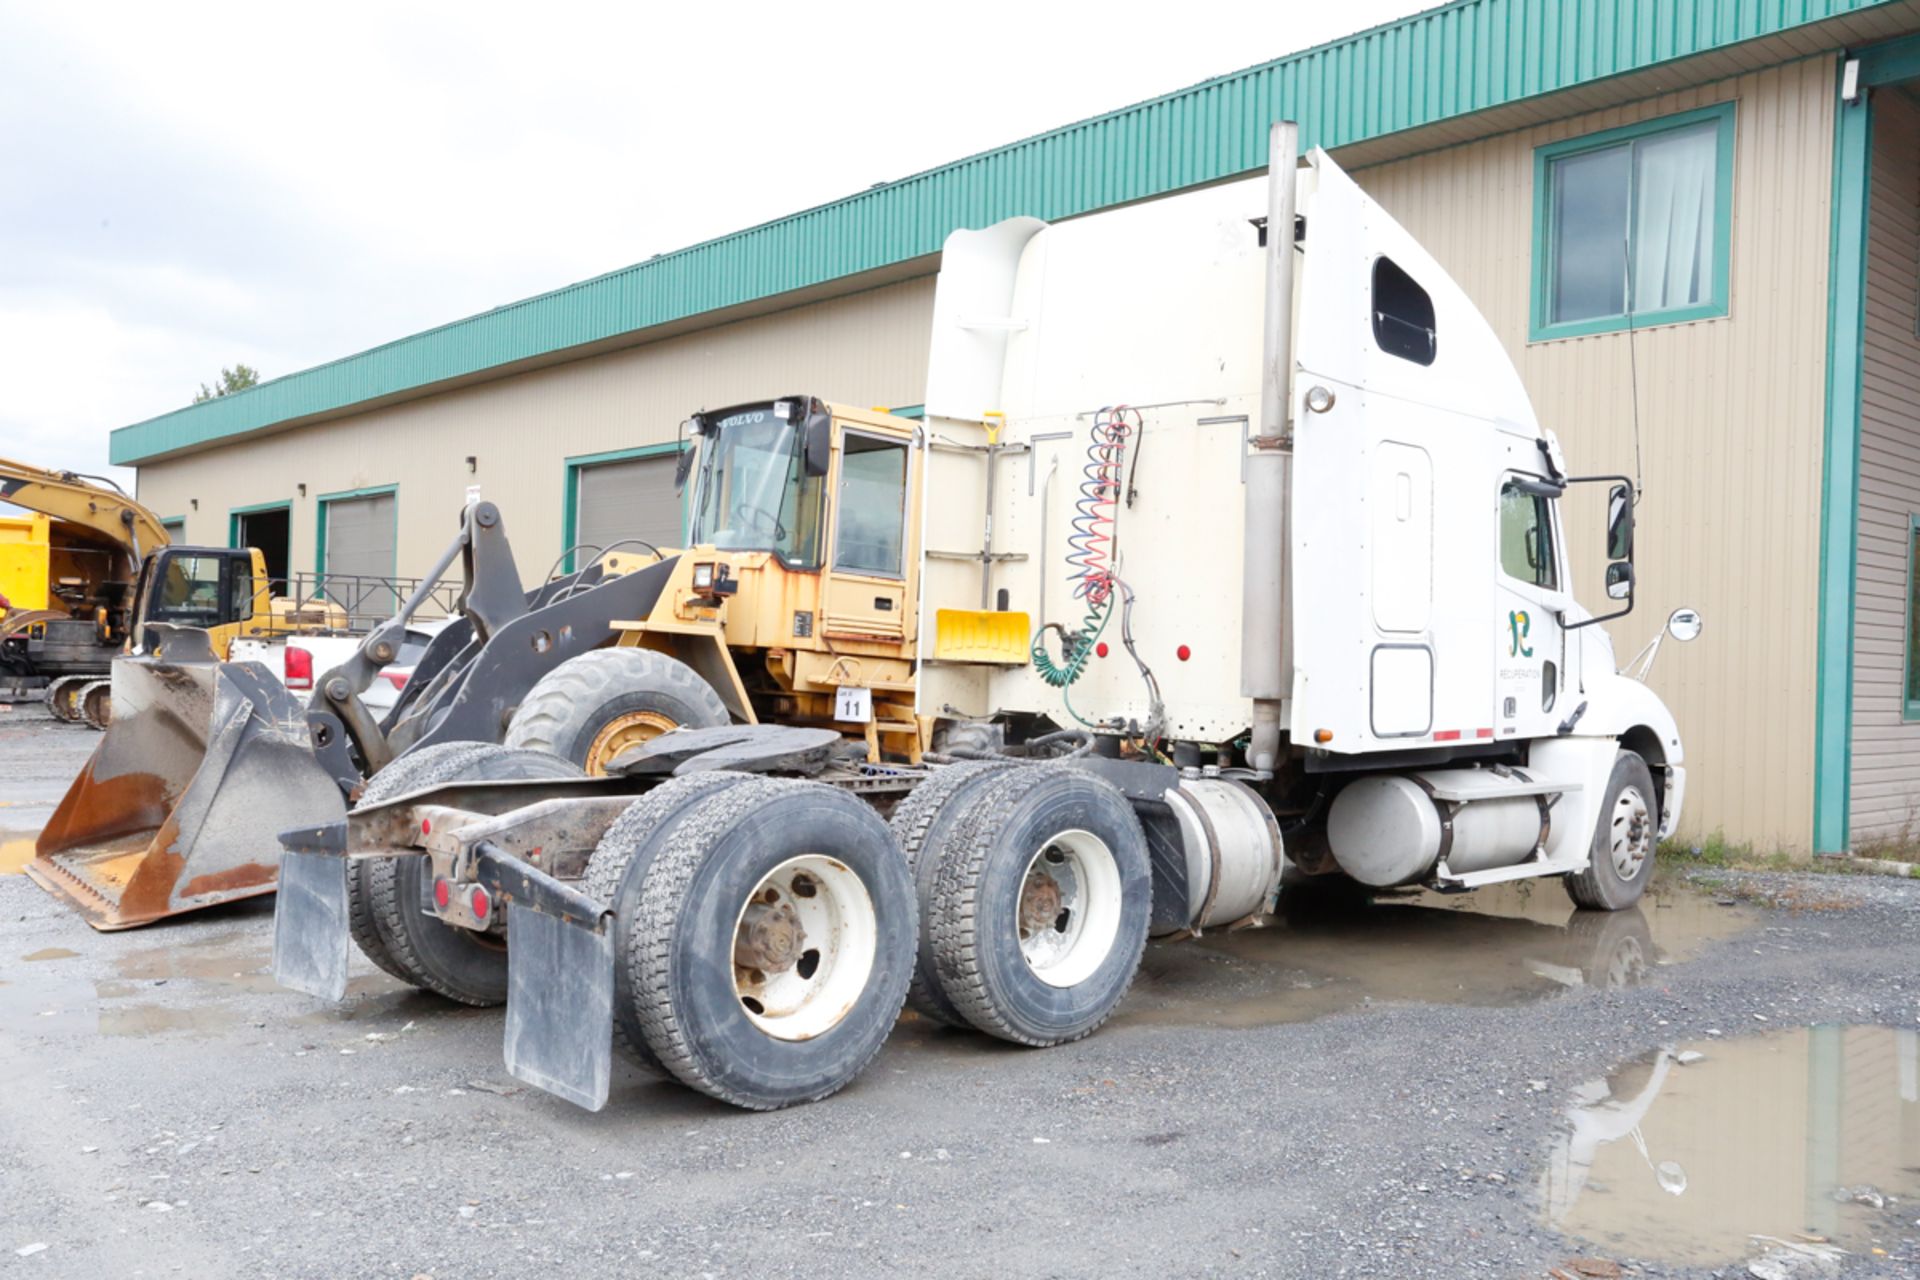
<box><xmin>687</xmin><ymin>406</ymin><xmax>825</xmax><ymax>567</ymax></box>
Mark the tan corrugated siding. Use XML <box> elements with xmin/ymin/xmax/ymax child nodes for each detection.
<box><xmin>136</xmin><ymin>277</ymin><xmax>936</xmax><ymax>580</ymax></box>
<box><xmin>1355</xmin><ymin>58</ymin><xmax>1838</xmax><ymax>851</ymax></box>
<box><xmin>1850</xmin><ymin>89</ymin><xmax>1920</xmax><ymax>845</ymax></box>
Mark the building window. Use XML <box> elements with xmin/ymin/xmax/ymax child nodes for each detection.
<box><xmin>1907</xmin><ymin>516</ymin><xmax>1920</xmax><ymax>720</ymax></box>
<box><xmin>1531</xmin><ymin>103</ymin><xmax>1735</xmax><ymax>341</ymax></box>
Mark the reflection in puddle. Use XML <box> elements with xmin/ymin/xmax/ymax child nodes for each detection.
<box><xmin>1545</xmin><ymin>1025</ymin><xmax>1920</xmax><ymax>1266</ymax></box>
<box><xmin>1116</xmin><ymin>882</ymin><xmax>1751</xmax><ymax>1030</ymax></box>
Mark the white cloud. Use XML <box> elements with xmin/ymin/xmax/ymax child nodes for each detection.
<box><xmin>0</xmin><ymin>0</ymin><xmax>1428</xmax><ymax>483</ymax></box>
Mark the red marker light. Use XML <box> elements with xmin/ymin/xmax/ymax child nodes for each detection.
<box><xmin>1176</xmin><ymin>645</ymin><xmax>1192</xmax><ymax>662</ymax></box>
<box><xmin>468</xmin><ymin>885</ymin><xmax>492</xmax><ymax>921</ymax></box>
<box><xmin>420</xmin><ymin>817</ymin><xmax>431</xmax><ymax>836</ymax></box>
<box><xmin>1095</xmin><ymin>642</ymin><xmax>1109</xmax><ymax>658</ymax></box>
<box><xmin>432</xmin><ymin>877</ymin><xmax>451</xmax><ymax>910</ymax></box>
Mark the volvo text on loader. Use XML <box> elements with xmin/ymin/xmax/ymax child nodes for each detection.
<box><xmin>270</xmin><ymin>126</ymin><xmax>1700</xmax><ymax>1114</ymax></box>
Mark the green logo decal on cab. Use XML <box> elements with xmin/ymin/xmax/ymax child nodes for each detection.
<box><xmin>1508</xmin><ymin>609</ymin><xmax>1533</xmax><ymax>658</ymax></box>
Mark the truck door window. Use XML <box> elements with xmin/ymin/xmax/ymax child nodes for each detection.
<box><xmin>833</xmin><ymin>432</ymin><xmax>909</xmax><ymax>578</ymax></box>
<box><xmin>1498</xmin><ymin>482</ymin><xmax>1558</xmax><ymax>590</ymax></box>
<box><xmin>1372</xmin><ymin>256</ymin><xmax>1437</xmax><ymax>366</ymax></box>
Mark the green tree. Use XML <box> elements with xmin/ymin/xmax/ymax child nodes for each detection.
<box><xmin>193</xmin><ymin>363</ymin><xmax>260</xmax><ymax>403</ymax></box>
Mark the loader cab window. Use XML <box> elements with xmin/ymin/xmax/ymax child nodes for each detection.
<box><xmin>143</xmin><ymin>550</ymin><xmax>249</xmax><ymax>629</ymax></box>
<box><xmin>832</xmin><ymin>432</ymin><xmax>910</xmax><ymax>578</ymax></box>
<box><xmin>1498</xmin><ymin>481</ymin><xmax>1559</xmax><ymax>590</ymax></box>
<box><xmin>1372</xmin><ymin>256</ymin><xmax>1437</xmax><ymax>366</ymax></box>
<box><xmin>687</xmin><ymin>406</ymin><xmax>825</xmax><ymax>569</ymax></box>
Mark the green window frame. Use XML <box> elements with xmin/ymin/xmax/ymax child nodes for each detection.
<box><xmin>159</xmin><ymin>516</ymin><xmax>186</xmax><ymax>542</ymax></box>
<box><xmin>1906</xmin><ymin>514</ymin><xmax>1920</xmax><ymax>722</ymax></box>
<box><xmin>1530</xmin><ymin>102</ymin><xmax>1736</xmax><ymax>342</ymax></box>
<box><xmin>559</xmin><ymin>442</ymin><xmax>686</xmax><ymax>575</ymax></box>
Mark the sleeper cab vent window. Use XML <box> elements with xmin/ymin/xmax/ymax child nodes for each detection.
<box><xmin>1372</xmin><ymin>256</ymin><xmax>1436</xmax><ymax>366</ymax></box>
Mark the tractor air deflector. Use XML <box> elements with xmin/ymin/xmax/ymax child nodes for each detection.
<box><xmin>29</xmin><ymin>653</ymin><xmax>345</xmax><ymax>930</ymax></box>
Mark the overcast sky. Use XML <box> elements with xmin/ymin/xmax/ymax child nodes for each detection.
<box><xmin>0</xmin><ymin>0</ymin><xmax>1427</xmax><ymax>483</ymax></box>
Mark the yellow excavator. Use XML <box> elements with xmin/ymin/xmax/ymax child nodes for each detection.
<box><xmin>0</xmin><ymin>457</ymin><xmax>341</xmax><ymax>726</ymax></box>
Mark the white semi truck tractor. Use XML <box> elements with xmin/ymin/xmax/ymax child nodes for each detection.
<box><xmin>272</xmin><ymin>126</ymin><xmax>1696</xmax><ymax>1112</ymax></box>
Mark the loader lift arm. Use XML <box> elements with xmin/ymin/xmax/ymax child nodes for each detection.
<box><xmin>302</xmin><ymin>500</ymin><xmax>682</xmax><ymax>797</ymax></box>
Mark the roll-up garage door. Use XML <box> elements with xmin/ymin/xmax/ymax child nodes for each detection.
<box><xmin>574</xmin><ymin>454</ymin><xmax>683</xmax><ymax>559</ymax></box>
<box><xmin>322</xmin><ymin>491</ymin><xmax>398</xmax><ymax>626</ymax></box>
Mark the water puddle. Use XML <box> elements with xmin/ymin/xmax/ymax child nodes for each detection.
<box><xmin>1115</xmin><ymin>881</ymin><xmax>1751</xmax><ymax>1030</ymax></box>
<box><xmin>0</xmin><ymin>833</ymin><xmax>35</xmax><ymax>875</ymax></box>
<box><xmin>1545</xmin><ymin>1025</ymin><xmax>1920</xmax><ymax>1268</ymax></box>
<box><xmin>112</xmin><ymin>940</ymin><xmax>279</xmax><ymax>993</ymax></box>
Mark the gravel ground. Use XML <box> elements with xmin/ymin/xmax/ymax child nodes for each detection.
<box><xmin>0</xmin><ymin>705</ymin><xmax>1916</xmax><ymax>1278</ymax></box>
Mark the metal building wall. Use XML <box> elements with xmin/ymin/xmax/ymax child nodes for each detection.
<box><xmin>136</xmin><ymin>277</ymin><xmax>936</xmax><ymax>584</ymax></box>
<box><xmin>1356</xmin><ymin>57</ymin><xmax>1838</xmax><ymax>850</ymax></box>
<box><xmin>1851</xmin><ymin>87</ymin><xmax>1920</xmax><ymax>845</ymax></box>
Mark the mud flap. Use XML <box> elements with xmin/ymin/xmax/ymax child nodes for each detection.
<box><xmin>478</xmin><ymin>845</ymin><xmax>615</xmax><ymax>1112</ymax></box>
<box><xmin>272</xmin><ymin>823</ymin><xmax>352</xmax><ymax>1002</ymax></box>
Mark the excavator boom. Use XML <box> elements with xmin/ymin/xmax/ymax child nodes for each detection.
<box><xmin>0</xmin><ymin>457</ymin><xmax>171</xmax><ymax>566</ymax></box>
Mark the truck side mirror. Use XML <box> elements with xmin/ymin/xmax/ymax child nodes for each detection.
<box><xmin>1606</xmin><ymin>483</ymin><xmax>1633</xmax><ymax>560</ymax></box>
<box><xmin>673</xmin><ymin>444</ymin><xmax>697</xmax><ymax>494</ymax></box>
<box><xmin>1605</xmin><ymin>561</ymin><xmax>1634</xmax><ymax>600</ymax></box>
<box><xmin>803</xmin><ymin>406</ymin><xmax>833</xmax><ymax>478</ymax></box>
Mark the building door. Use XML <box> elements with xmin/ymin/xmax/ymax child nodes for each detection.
<box><xmin>1848</xmin><ymin>83</ymin><xmax>1920</xmax><ymax>845</ymax></box>
<box><xmin>572</xmin><ymin>453</ymin><xmax>683</xmax><ymax>565</ymax></box>
<box><xmin>321</xmin><ymin>491</ymin><xmax>398</xmax><ymax>627</ymax></box>
<box><xmin>233</xmin><ymin>505</ymin><xmax>291</xmax><ymax>589</ymax></box>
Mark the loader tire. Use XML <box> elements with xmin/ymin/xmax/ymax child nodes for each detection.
<box><xmin>886</xmin><ymin>760</ymin><xmax>1021</xmax><ymax>1027</ymax></box>
<box><xmin>504</xmin><ymin>647</ymin><xmax>729</xmax><ymax>775</ymax></box>
<box><xmin>580</xmin><ymin>771</ymin><xmax>756</xmax><ymax>1074</ymax></box>
<box><xmin>925</xmin><ymin>767</ymin><xmax>1150</xmax><ymax>1047</ymax></box>
<box><xmin>360</xmin><ymin>743</ymin><xmax>584</xmax><ymax>1005</ymax></box>
<box><xmin>627</xmin><ymin>777</ymin><xmax>916</xmax><ymax>1109</ymax></box>
<box><xmin>1563</xmin><ymin>750</ymin><xmax>1658</xmax><ymax>913</ymax></box>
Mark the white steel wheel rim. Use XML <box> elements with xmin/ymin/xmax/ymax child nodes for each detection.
<box><xmin>731</xmin><ymin>854</ymin><xmax>876</xmax><ymax>1042</ymax></box>
<box><xmin>1016</xmin><ymin>829</ymin><xmax>1122</xmax><ymax>989</ymax></box>
<box><xmin>1609</xmin><ymin>785</ymin><xmax>1653</xmax><ymax>880</ymax></box>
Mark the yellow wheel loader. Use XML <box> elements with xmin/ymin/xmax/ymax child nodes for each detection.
<box><xmin>33</xmin><ymin>399</ymin><xmax>976</xmax><ymax>928</ymax></box>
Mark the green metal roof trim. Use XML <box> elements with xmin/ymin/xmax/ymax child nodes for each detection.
<box><xmin>113</xmin><ymin>0</ymin><xmax>1900</xmax><ymax>465</ymax></box>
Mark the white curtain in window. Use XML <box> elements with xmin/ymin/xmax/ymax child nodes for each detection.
<box><xmin>1631</xmin><ymin>122</ymin><xmax>1717</xmax><ymax>312</ymax></box>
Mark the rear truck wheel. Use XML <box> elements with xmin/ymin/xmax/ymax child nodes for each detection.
<box><xmin>626</xmin><ymin>777</ymin><xmax>916</xmax><ymax>1109</ymax></box>
<box><xmin>886</xmin><ymin>760</ymin><xmax>1020</xmax><ymax>1027</ymax></box>
<box><xmin>78</xmin><ymin>680</ymin><xmax>111</xmax><ymax>730</ymax></box>
<box><xmin>504</xmin><ymin>647</ymin><xmax>730</xmax><ymax>775</ymax></box>
<box><xmin>1563</xmin><ymin>750</ymin><xmax>1658</xmax><ymax>912</ymax></box>
<box><xmin>359</xmin><ymin>743</ymin><xmax>585</xmax><ymax>1005</ymax></box>
<box><xmin>580</xmin><ymin>772</ymin><xmax>756</xmax><ymax>1074</ymax></box>
<box><xmin>924</xmin><ymin>767</ymin><xmax>1151</xmax><ymax>1047</ymax></box>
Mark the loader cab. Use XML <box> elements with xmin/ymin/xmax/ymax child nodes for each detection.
<box><xmin>130</xmin><ymin>545</ymin><xmax>262</xmax><ymax>653</ymax></box>
<box><xmin>683</xmin><ymin>397</ymin><xmax>920</xmax><ymax>639</ymax></box>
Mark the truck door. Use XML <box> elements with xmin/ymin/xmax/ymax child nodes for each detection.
<box><xmin>1493</xmin><ymin>475</ymin><xmax>1569</xmax><ymax>741</ymax></box>
<box><xmin>819</xmin><ymin>422</ymin><xmax>917</xmax><ymax>648</ymax></box>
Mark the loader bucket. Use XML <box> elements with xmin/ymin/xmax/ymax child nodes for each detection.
<box><xmin>27</xmin><ymin>647</ymin><xmax>345</xmax><ymax>930</ymax></box>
